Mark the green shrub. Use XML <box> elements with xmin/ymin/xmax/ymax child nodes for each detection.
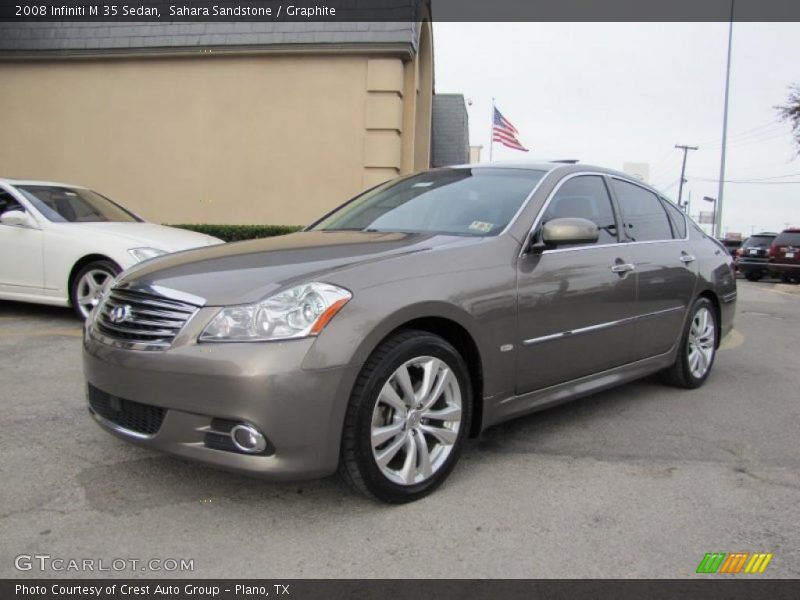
<box><xmin>171</xmin><ymin>224</ymin><xmax>303</xmax><ymax>242</ymax></box>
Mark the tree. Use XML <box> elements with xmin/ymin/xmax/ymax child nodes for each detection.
<box><xmin>777</xmin><ymin>84</ymin><xmax>800</xmax><ymax>152</ymax></box>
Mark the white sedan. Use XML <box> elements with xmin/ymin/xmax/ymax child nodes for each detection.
<box><xmin>0</xmin><ymin>178</ymin><xmax>223</xmax><ymax>319</ymax></box>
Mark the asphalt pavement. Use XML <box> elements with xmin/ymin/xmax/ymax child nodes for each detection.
<box><xmin>1</xmin><ymin>280</ymin><xmax>798</xmax><ymax>578</ymax></box>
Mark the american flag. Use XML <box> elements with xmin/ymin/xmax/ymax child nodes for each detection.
<box><xmin>492</xmin><ymin>107</ymin><xmax>528</xmax><ymax>152</ymax></box>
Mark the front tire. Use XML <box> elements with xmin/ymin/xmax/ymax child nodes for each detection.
<box><xmin>70</xmin><ymin>260</ymin><xmax>120</xmax><ymax>320</ymax></box>
<box><xmin>744</xmin><ymin>272</ymin><xmax>762</xmax><ymax>282</ymax></box>
<box><xmin>339</xmin><ymin>329</ymin><xmax>472</xmax><ymax>503</ymax></box>
<box><xmin>662</xmin><ymin>297</ymin><xmax>718</xmax><ymax>389</ymax></box>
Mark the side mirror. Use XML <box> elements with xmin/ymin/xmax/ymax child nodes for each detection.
<box><xmin>0</xmin><ymin>210</ymin><xmax>33</xmax><ymax>228</ymax></box>
<box><xmin>531</xmin><ymin>217</ymin><xmax>599</xmax><ymax>252</ymax></box>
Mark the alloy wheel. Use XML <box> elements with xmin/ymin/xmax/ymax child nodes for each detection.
<box><xmin>687</xmin><ymin>306</ymin><xmax>715</xmax><ymax>379</ymax></box>
<box><xmin>76</xmin><ymin>269</ymin><xmax>114</xmax><ymax>318</ymax></box>
<box><xmin>370</xmin><ymin>356</ymin><xmax>462</xmax><ymax>486</ymax></box>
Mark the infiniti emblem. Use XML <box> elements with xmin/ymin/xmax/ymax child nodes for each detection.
<box><xmin>109</xmin><ymin>304</ymin><xmax>132</xmax><ymax>324</ymax></box>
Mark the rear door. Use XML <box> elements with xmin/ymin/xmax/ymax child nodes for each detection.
<box><xmin>609</xmin><ymin>178</ymin><xmax>698</xmax><ymax>360</ymax></box>
<box><xmin>516</xmin><ymin>173</ymin><xmax>638</xmax><ymax>394</ymax></box>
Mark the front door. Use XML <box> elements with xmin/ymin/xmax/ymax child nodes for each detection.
<box><xmin>0</xmin><ymin>189</ymin><xmax>44</xmax><ymax>295</ymax></box>
<box><xmin>516</xmin><ymin>174</ymin><xmax>638</xmax><ymax>394</ymax></box>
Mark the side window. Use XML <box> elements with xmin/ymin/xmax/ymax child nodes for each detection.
<box><xmin>0</xmin><ymin>190</ymin><xmax>25</xmax><ymax>216</ymax></box>
<box><xmin>611</xmin><ymin>179</ymin><xmax>673</xmax><ymax>242</ymax></box>
<box><xmin>541</xmin><ymin>175</ymin><xmax>618</xmax><ymax>245</ymax></box>
<box><xmin>660</xmin><ymin>197</ymin><xmax>687</xmax><ymax>239</ymax></box>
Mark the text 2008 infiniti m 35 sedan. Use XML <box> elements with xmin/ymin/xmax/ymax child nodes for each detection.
<box><xmin>83</xmin><ymin>163</ymin><xmax>736</xmax><ymax>503</ymax></box>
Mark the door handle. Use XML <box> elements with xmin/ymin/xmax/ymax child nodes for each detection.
<box><xmin>680</xmin><ymin>254</ymin><xmax>696</xmax><ymax>263</ymax></box>
<box><xmin>611</xmin><ymin>263</ymin><xmax>636</xmax><ymax>273</ymax></box>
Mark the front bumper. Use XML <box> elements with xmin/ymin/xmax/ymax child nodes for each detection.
<box><xmin>82</xmin><ymin>333</ymin><xmax>359</xmax><ymax>481</ymax></box>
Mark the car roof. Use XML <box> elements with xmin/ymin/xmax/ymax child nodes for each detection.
<box><xmin>0</xmin><ymin>177</ymin><xmax>86</xmax><ymax>188</ymax></box>
<box><xmin>779</xmin><ymin>227</ymin><xmax>800</xmax><ymax>233</ymax></box>
<box><xmin>448</xmin><ymin>162</ymin><xmax>666</xmax><ymax>195</ymax></box>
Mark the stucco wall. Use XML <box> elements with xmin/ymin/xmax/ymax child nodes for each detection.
<box><xmin>0</xmin><ymin>52</ymin><xmax>428</xmax><ymax>226</ymax></box>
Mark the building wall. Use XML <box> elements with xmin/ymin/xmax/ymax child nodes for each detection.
<box><xmin>0</xmin><ymin>50</ymin><xmax>429</xmax><ymax>226</ymax></box>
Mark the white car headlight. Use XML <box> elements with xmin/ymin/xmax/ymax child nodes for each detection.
<box><xmin>128</xmin><ymin>247</ymin><xmax>168</xmax><ymax>262</ymax></box>
<box><xmin>199</xmin><ymin>282</ymin><xmax>352</xmax><ymax>342</ymax></box>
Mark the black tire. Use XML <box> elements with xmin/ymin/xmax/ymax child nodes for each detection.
<box><xmin>339</xmin><ymin>329</ymin><xmax>472</xmax><ymax>503</ymax></box>
<box><xmin>661</xmin><ymin>297</ymin><xmax>718</xmax><ymax>389</ymax></box>
<box><xmin>744</xmin><ymin>272</ymin><xmax>762</xmax><ymax>282</ymax></box>
<box><xmin>69</xmin><ymin>259</ymin><xmax>120</xmax><ymax>320</ymax></box>
<box><xmin>780</xmin><ymin>274</ymin><xmax>791</xmax><ymax>284</ymax></box>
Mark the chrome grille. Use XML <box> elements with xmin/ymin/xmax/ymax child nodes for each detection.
<box><xmin>93</xmin><ymin>288</ymin><xmax>199</xmax><ymax>350</ymax></box>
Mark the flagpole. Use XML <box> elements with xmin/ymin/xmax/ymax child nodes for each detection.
<box><xmin>489</xmin><ymin>98</ymin><xmax>495</xmax><ymax>163</ymax></box>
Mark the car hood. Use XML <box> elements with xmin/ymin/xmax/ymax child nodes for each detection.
<box><xmin>62</xmin><ymin>222</ymin><xmax>222</xmax><ymax>251</ymax></box>
<box><xmin>118</xmin><ymin>230</ymin><xmax>479</xmax><ymax>305</ymax></box>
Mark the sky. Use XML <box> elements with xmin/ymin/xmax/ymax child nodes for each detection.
<box><xmin>433</xmin><ymin>22</ymin><xmax>800</xmax><ymax>237</ymax></box>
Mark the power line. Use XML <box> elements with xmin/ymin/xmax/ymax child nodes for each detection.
<box><xmin>702</xmin><ymin>126</ymin><xmax>786</xmax><ymax>149</ymax></box>
<box><xmin>689</xmin><ymin>175</ymin><xmax>800</xmax><ymax>184</ymax></box>
<box><xmin>695</xmin><ymin>119</ymin><xmax>782</xmax><ymax>146</ymax></box>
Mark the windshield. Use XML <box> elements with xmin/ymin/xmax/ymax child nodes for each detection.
<box><xmin>311</xmin><ymin>168</ymin><xmax>547</xmax><ymax>236</ymax></box>
<box><xmin>16</xmin><ymin>186</ymin><xmax>141</xmax><ymax>223</ymax></box>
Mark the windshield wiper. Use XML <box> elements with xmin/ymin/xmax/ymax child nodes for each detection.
<box><xmin>322</xmin><ymin>227</ymin><xmax>382</xmax><ymax>232</ymax></box>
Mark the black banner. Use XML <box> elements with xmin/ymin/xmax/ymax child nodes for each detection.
<box><xmin>3</xmin><ymin>580</ymin><xmax>800</xmax><ymax>600</ymax></box>
<box><xmin>2</xmin><ymin>0</ymin><xmax>800</xmax><ymax>22</ymax></box>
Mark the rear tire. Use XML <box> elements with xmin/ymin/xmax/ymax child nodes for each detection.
<box><xmin>780</xmin><ymin>274</ymin><xmax>791</xmax><ymax>284</ymax></box>
<box><xmin>661</xmin><ymin>297</ymin><xmax>718</xmax><ymax>389</ymax></box>
<box><xmin>744</xmin><ymin>272</ymin><xmax>762</xmax><ymax>282</ymax></box>
<box><xmin>70</xmin><ymin>260</ymin><xmax>120</xmax><ymax>320</ymax></box>
<box><xmin>339</xmin><ymin>329</ymin><xmax>472</xmax><ymax>503</ymax></box>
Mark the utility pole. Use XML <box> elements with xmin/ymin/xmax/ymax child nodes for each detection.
<box><xmin>675</xmin><ymin>144</ymin><xmax>699</xmax><ymax>210</ymax></box>
<box><xmin>716</xmin><ymin>1</ymin><xmax>735</xmax><ymax>238</ymax></box>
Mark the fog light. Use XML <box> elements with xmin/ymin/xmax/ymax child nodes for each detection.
<box><xmin>230</xmin><ymin>424</ymin><xmax>267</xmax><ymax>454</ymax></box>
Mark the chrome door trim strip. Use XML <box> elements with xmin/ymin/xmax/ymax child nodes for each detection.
<box><xmin>522</xmin><ymin>305</ymin><xmax>685</xmax><ymax>347</ymax></box>
<box><xmin>722</xmin><ymin>291</ymin><xmax>738</xmax><ymax>303</ymax></box>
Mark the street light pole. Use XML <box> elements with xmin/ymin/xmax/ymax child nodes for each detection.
<box><xmin>703</xmin><ymin>196</ymin><xmax>717</xmax><ymax>236</ymax></box>
<box><xmin>675</xmin><ymin>144</ymin><xmax>698</xmax><ymax>210</ymax></box>
<box><xmin>716</xmin><ymin>1</ymin><xmax>735</xmax><ymax>238</ymax></box>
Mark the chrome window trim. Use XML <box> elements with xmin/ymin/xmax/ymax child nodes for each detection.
<box><xmin>540</xmin><ymin>237</ymin><xmax>690</xmax><ymax>255</ymax></box>
<box><xmin>608</xmin><ymin>175</ymin><xmax>690</xmax><ymax>243</ymax></box>
<box><xmin>522</xmin><ymin>305</ymin><xmax>686</xmax><ymax>347</ymax></box>
<box><xmin>518</xmin><ymin>171</ymin><xmax>618</xmax><ymax>257</ymax></box>
<box><xmin>518</xmin><ymin>172</ymin><xmax>692</xmax><ymax>257</ymax></box>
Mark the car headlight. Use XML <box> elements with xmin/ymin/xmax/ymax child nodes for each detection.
<box><xmin>128</xmin><ymin>247</ymin><xmax>168</xmax><ymax>262</ymax></box>
<box><xmin>199</xmin><ymin>282</ymin><xmax>352</xmax><ymax>342</ymax></box>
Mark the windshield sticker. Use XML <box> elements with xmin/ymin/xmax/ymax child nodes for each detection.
<box><xmin>469</xmin><ymin>221</ymin><xmax>495</xmax><ymax>233</ymax></box>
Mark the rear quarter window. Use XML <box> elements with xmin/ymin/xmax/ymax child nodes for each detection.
<box><xmin>660</xmin><ymin>198</ymin><xmax>687</xmax><ymax>239</ymax></box>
